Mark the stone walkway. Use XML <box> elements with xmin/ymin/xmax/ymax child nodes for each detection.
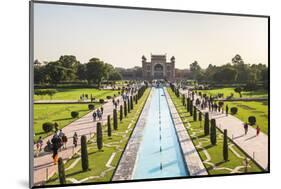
<box><xmin>33</xmin><ymin>95</ymin><xmax>124</xmax><ymax>186</ymax></box>
<box><xmin>180</xmin><ymin>89</ymin><xmax>268</xmax><ymax>170</ymax></box>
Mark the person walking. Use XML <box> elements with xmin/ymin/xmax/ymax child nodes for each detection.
<box><xmin>256</xmin><ymin>125</ymin><xmax>260</xmax><ymax>136</ymax></box>
<box><xmin>62</xmin><ymin>134</ymin><xmax>68</xmax><ymax>149</ymax></box>
<box><xmin>37</xmin><ymin>136</ymin><xmax>43</xmax><ymax>152</ymax></box>
<box><xmin>73</xmin><ymin>132</ymin><xmax>78</xmax><ymax>148</ymax></box>
<box><xmin>92</xmin><ymin>111</ymin><xmax>97</xmax><ymax>122</ymax></box>
<box><xmin>51</xmin><ymin>134</ymin><xmax>60</xmax><ymax>165</ymax></box>
<box><xmin>100</xmin><ymin>106</ymin><xmax>104</xmax><ymax>114</ymax></box>
<box><xmin>244</xmin><ymin>123</ymin><xmax>249</xmax><ymax>135</ymax></box>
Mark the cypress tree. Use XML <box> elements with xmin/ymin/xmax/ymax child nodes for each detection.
<box><xmin>193</xmin><ymin>106</ymin><xmax>197</xmax><ymax>121</ymax></box>
<box><xmin>210</xmin><ymin>119</ymin><xmax>217</xmax><ymax>145</ymax></box>
<box><xmin>190</xmin><ymin>101</ymin><xmax>193</xmax><ymax>116</ymax></box>
<box><xmin>124</xmin><ymin>101</ymin><xmax>127</xmax><ymax>117</ymax></box>
<box><xmin>58</xmin><ymin>157</ymin><xmax>66</xmax><ymax>184</ymax></box>
<box><xmin>130</xmin><ymin>96</ymin><xmax>133</xmax><ymax>110</ymax></box>
<box><xmin>187</xmin><ymin>98</ymin><xmax>190</xmax><ymax>112</ymax></box>
<box><xmin>204</xmin><ymin>113</ymin><xmax>210</xmax><ymax>136</ymax></box>
<box><xmin>199</xmin><ymin>111</ymin><xmax>202</xmax><ymax>121</ymax></box>
<box><xmin>120</xmin><ymin>105</ymin><xmax>123</xmax><ymax>121</ymax></box>
<box><xmin>223</xmin><ymin>129</ymin><xmax>228</xmax><ymax>161</ymax></box>
<box><xmin>96</xmin><ymin>122</ymin><xmax>103</xmax><ymax>150</ymax></box>
<box><xmin>81</xmin><ymin>135</ymin><xmax>89</xmax><ymax>171</ymax></box>
<box><xmin>113</xmin><ymin>109</ymin><xmax>118</xmax><ymax>130</ymax></box>
<box><xmin>107</xmin><ymin>115</ymin><xmax>111</xmax><ymax>137</ymax></box>
<box><xmin>127</xmin><ymin>98</ymin><xmax>130</xmax><ymax>113</ymax></box>
<box><xmin>182</xmin><ymin>95</ymin><xmax>185</xmax><ymax>106</ymax></box>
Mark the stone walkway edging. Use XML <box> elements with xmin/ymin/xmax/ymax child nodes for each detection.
<box><xmin>112</xmin><ymin>90</ymin><xmax>153</xmax><ymax>181</ymax></box>
<box><xmin>164</xmin><ymin>88</ymin><xmax>208</xmax><ymax>176</ymax></box>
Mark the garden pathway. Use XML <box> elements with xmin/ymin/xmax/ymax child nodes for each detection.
<box><xmin>180</xmin><ymin>89</ymin><xmax>269</xmax><ymax>170</ymax></box>
<box><xmin>33</xmin><ymin>95</ymin><xmax>125</xmax><ymax>186</ymax></box>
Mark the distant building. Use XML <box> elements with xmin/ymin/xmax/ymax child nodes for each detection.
<box><xmin>142</xmin><ymin>54</ymin><xmax>175</xmax><ymax>81</ymax></box>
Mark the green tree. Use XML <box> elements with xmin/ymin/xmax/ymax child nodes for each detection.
<box><xmin>113</xmin><ymin>109</ymin><xmax>118</xmax><ymax>130</ymax></box>
<box><xmin>81</xmin><ymin>135</ymin><xmax>89</xmax><ymax>171</ymax></box>
<box><xmin>223</xmin><ymin>129</ymin><xmax>228</xmax><ymax>161</ymax></box>
<box><xmin>210</xmin><ymin>119</ymin><xmax>217</xmax><ymax>145</ymax></box>
<box><xmin>58</xmin><ymin>157</ymin><xmax>66</xmax><ymax>184</ymax></box>
<box><xmin>86</xmin><ymin>58</ymin><xmax>106</xmax><ymax>87</ymax></box>
<box><xmin>120</xmin><ymin>105</ymin><xmax>123</xmax><ymax>121</ymax></box>
<box><xmin>107</xmin><ymin>115</ymin><xmax>111</xmax><ymax>137</ymax></box>
<box><xmin>96</xmin><ymin>122</ymin><xmax>103</xmax><ymax>150</ymax></box>
<box><xmin>204</xmin><ymin>113</ymin><xmax>210</xmax><ymax>136</ymax></box>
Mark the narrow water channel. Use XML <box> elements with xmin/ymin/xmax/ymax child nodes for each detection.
<box><xmin>132</xmin><ymin>87</ymin><xmax>188</xmax><ymax>179</ymax></box>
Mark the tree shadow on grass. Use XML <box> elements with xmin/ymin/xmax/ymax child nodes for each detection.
<box><xmin>53</xmin><ymin>117</ymin><xmax>73</xmax><ymax>122</ymax></box>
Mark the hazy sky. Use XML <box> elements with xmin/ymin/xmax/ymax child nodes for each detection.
<box><xmin>34</xmin><ymin>3</ymin><xmax>268</xmax><ymax>69</ymax></box>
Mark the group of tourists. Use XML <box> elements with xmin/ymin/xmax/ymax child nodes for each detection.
<box><xmin>243</xmin><ymin>123</ymin><xmax>260</xmax><ymax>136</ymax></box>
<box><xmin>186</xmin><ymin>89</ymin><xmax>262</xmax><ymax>137</ymax></box>
<box><xmin>92</xmin><ymin>106</ymin><xmax>104</xmax><ymax>121</ymax></box>
<box><xmin>35</xmin><ymin>129</ymin><xmax>80</xmax><ymax>165</ymax></box>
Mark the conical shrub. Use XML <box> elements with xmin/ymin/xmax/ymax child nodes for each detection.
<box><xmin>204</xmin><ymin>113</ymin><xmax>210</xmax><ymax>136</ymax></box>
<box><xmin>58</xmin><ymin>157</ymin><xmax>66</xmax><ymax>184</ymax></box>
<box><xmin>107</xmin><ymin>115</ymin><xmax>111</xmax><ymax>137</ymax></box>
<box><xmin>223</xmin><ymin>129</ymin><xmax>228</xmax><ymax>161</ymax></box>
<box><xmin>81</xmin><ymin>135</ymin><xmax>89</xmax><ymax>171</ymax></box>
<box><xmin>113</xmin><ymin>109</ymin><xmax>118</xmax><ymax>130</ymax></box>
<box><xmin>210</xmin><ymin>119</ymin><xmax>217</xmax><ymax>145</ymax></box>
<box><xmin>96</xmin><ymin>122</ymin><xmax>103</xmax><ymax>150</ymax></box>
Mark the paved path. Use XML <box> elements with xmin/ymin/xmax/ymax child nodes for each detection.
<box><xmin>34</xmin><ymin>99</ymin><xmax>109</xmax><ymax>104</ymax></box>
<box><xmin>180</xmin><ymin>89</ymin><xmax>268</xmax><ymax>170</ymax></box>
<box><xmin>33</xmin><ymin>95</ymin><xmax>125</xmax><ymax>186</ymax></box>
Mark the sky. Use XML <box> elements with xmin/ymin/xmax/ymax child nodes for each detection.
<box><xmin>33</xmin><ymin>3</ymin><xmax>268</xmax><ymax>69</ymax></box>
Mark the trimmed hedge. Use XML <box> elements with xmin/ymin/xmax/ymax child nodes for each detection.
<box><xmin>88</xmin><ymin>104</ymin><xmax>95</xmax><ymax>110</ymax></box>
<box><xmin>230</xmin><ymin>107</ymin><xmax>238</xmax><ymax>115</ymax></box>
<box><xmin>71</xmin><ymin>111</ymin><xmax>79</xmax><ymax>118</ymax></box>
<box><xmin>248</xmin><ymin>116</ymin><xmax>256</xmax><ymax>126</ymax></box>
<box><xmin>42</xmin><ymin>122</ymin><xmax>54</xmax><ymax>133</ymax></box>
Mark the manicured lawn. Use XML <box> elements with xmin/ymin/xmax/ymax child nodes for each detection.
<box><xmin>224</xmin><ymin>101</ymin><xmax>268</xmax><ymax>134</ymax></box>
<box><xmin>46</xmin><ymin>88</ymin><xmax>151</xmax><ymax>185</ymax></box>
<box><xmin>34</xmin><ymin>88</ymin><xmax>120</xmax><ymax>101</ymax></box>
<box><xmin>168</xmin><ymin>88</ymin><xmax>263</xmax><ymax>175</ymax></box>
<box><xmin>197</xmin><ymin>87</ymin><xmax>268</xmax><ymax>99</ymax></box>
<box><xmin>34</xmin><ymin>103</ymin><xmax>99</xmax><ymax>141</ymax></box>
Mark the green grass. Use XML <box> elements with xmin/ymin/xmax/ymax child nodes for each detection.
<box><xmin>197</xmin><ymin>87</ymin><xmax>268</xmax><ymax>99</ymax></box>
<box><xmin>34</xmin><ymin>88</ymin><xmax>120</xmax><ymax>101</ymax></box>
<box><xmin>34</xmin><ymin>103</ymin><xmax>99</xmax><ymax>141</ymax></box>
<box><xmin>46</xmin><ymin>88</ymin><xmax>151</xmax><ymax>185</ymax></box>
<box><xmin>224</xmin><ymin>101</ymin><xmax>268</xmax><ymax>134</ymax></box>
<box><xmin>168</xmin><ymin>88</ymin><xmax>263</xmax><ymax>175</ymax></box>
